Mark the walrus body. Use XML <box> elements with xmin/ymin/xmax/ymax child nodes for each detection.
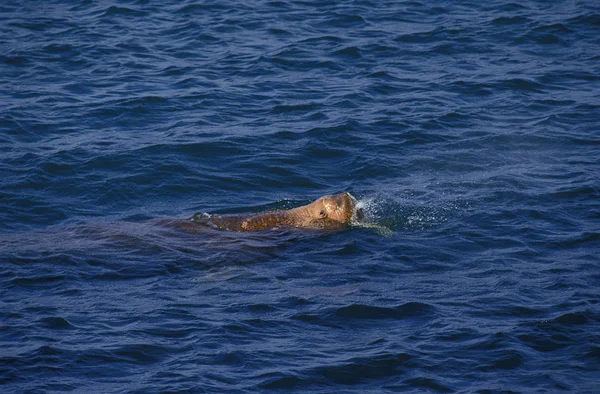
<box><xmin>191</xmin><ymin>192</ymin><xmax>361</xmax><ymax>232</ymax></box>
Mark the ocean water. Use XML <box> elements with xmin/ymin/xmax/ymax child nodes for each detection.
<box><xmin>1</xmin><ymin>0</ymin><xmax>599</xmax><ymax>392</ymax></box>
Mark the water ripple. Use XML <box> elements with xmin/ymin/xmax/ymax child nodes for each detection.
<box><xmin>1</xmin><ymin>0</ymin><xmax>599</xmax><ymax>392</ymax></box>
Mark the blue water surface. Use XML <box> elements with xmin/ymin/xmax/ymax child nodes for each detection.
<box><xmin>1</xmin><ymin>0</ymin><xmax>599</xmax><ymax>392</ymax></box>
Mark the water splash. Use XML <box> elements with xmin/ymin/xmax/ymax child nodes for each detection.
<box><xmin>352</xmin><ymin>194</ymin><xmax>463</xmax><ymax>235</ymax></box>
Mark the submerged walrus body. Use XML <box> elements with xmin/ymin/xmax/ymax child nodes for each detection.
<box><xmin>191</xmin><ymin>192</ymin><xmax>361</xmax><ymax>232</ymax></box>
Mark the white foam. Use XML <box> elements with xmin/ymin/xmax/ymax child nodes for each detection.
<box><xmin>350</xmin><ymin>193</ymin><xmax>464</xmax><ymax>234</ymax></box>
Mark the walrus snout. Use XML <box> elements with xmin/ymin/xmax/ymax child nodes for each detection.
<box><xmin>337</xmin><ymin>192</ymin><xmax>364</xmax><ymax>223</ymax></box>
<box><xmin>355</xmin><ymin>207</ymin><xmax>365</xmax><ymax>222</ymax></box>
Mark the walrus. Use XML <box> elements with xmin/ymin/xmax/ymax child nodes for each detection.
<box><xmin>189</xmin><ymin>192</ymin><xmax>363</xmax><ymax>232</ymax></box>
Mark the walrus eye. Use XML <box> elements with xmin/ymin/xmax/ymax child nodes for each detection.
<box><xmin>319</xmin><ymin>210</ymin><xmax>326</xmax><ymax>218</ymax></box>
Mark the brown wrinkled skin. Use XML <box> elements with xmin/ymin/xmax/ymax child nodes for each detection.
<box><xmin>196</xmin><ymin>192</ymin><xmax>358</xmax><ymax>232</ymax></box>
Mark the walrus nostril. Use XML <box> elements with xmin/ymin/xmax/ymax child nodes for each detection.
<box><xmin>355</xmin><ymin>208</ymin><xmax>364</xmax><ymax>222</ymax></box>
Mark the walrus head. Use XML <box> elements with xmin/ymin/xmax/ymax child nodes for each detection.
<box><xmin>303</xmin><ymin>192</ymin><xmax>362</xmax><ymax>226</ymax></box>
